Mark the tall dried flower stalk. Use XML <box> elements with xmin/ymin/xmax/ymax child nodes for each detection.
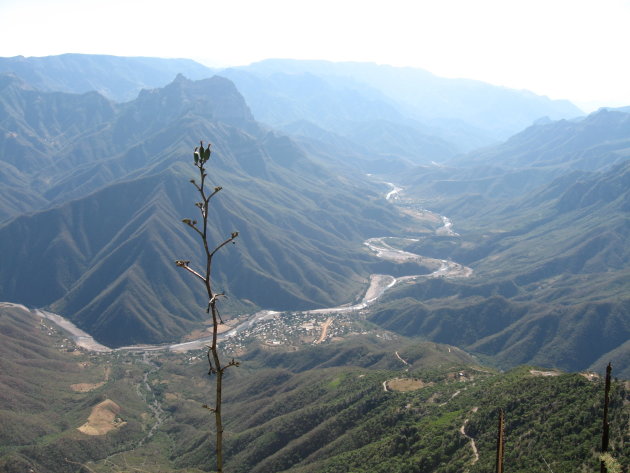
<box><xmin>175</xmin><ymin>142</ymin><xmax>239</xmax><ymax>473</ymax></box>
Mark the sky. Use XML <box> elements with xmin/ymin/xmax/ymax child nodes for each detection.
<box><xmin>1</xmin><ymin>0</ymin><xmax>630</xmax><ymax>111</ymax></box>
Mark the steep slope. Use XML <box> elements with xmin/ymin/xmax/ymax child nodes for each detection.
<box><xmin>370</xmin><ymin>160</ymin><xmax>630</xmax><ymax>376</ymax></box>
<box><xmin>453</xmin><ymin>108</ymin><xmax>630</xmax><ymax>171</ymax></box>
<box><xmin>0</xmin><ymin>75</ymin><xmax>410</xmax><ymax>347</ymax></box>
<box><xmin>398</xmin><ymin>108</ymin><xmax>630</xmax><ymax>220</ymax></box>
<box><xmin>32</xmin><ymin>74</ymin><xmax>259</xmax><ymax>203</ymax></box>
<box><xmin>0</xmin><ymin>304</ymin><xmax>149</xmax><ymax>473</ymax></box>
<box><xmin>214</xmin><ymin>366</ymin><xmax>626</xmax><ymax>473</ymax></box>
<box><xmin>1</xmin><ymin>54</ymin><xmax>585</xmax><ymax>166</ymax></box>
<box><xmin>219</xmin><ymin>67</ymin><xmax>461</xmax><ymax>167</ymax></box>
<box><xmin>0</xmin><ymin>74</ymin><xmax>116</xmax><ymax>155</ymax></box>
<box><xmin>0</xmin><ymin>73</ymin><xmax>120</xmax><ymax>221</ymax></box>
<box><xmin>3</xmin><ymin>305</ymin><xmax>627</xmax><ymax>473</ymax></box>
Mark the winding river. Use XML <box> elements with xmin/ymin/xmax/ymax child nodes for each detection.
<box><xmin>28</xmin><ymin>183</ymin><xmax>472</xmax><ymax>353</ymax></box>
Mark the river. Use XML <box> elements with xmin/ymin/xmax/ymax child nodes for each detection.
<box><xmin>27</xmin><ymin>183</ymin><xmax>472</xmax><ymax>353</ymax></box>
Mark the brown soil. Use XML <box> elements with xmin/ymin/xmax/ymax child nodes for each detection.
<box><xmin>386</xmin><ymin>378</ymin><xmax>427</xmax><ymax>392</ymax></box>
<box><xmin>529</xmin><ymin>369</ymin><xmax>562</xmax><ymax>377</ymax></box>
<box><xmin>314</xmin><ymin>318</ymin><xmax>333</xmax><ymax>344</ymax></box>
<box><xmin>77</xmin><ymin>399</ymin><xmax>126</xmax><ymax>435</ymax></box>
<box><xmin>71</xmin><ymin>367</ymin><xmax>110</xmax><ymax>392</ymax></box>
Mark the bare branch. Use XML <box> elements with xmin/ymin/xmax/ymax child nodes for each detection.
<box><xmin>210</xmin><ymin>292</ymin><xmax>226</xmax><ymax>304</ymax></box>
<box><xmin>215</xmin><ymin>304</ymin><xmax>225</xmax><ymax>324</ymax></box>
<box><xmin>209</xmin><ymin>232</ymin><xmax>239</xmax><ymax>259</ymax></box>
<box><xmin>226</xmin><ymin>358</ymin><xmax>240</xmax><ymax>369</ymax></box>
<box><xmin>175</xmin><ymin>260</ymin><xmax>206</xmax><ymax>283</ymax></box>
<box><xmin>208</xmin><ymin>186</ymin><xmax>223</xmax><ymax>201</ymax></box>
<box><xmin>206</xmin><ymin>346</ymin><xmax>217</xmax><ymax>375</ymax></box>
<box><xmin>181</xmin><ymin>218</ymin><xmax>204</xmax><ymax>238</ymax></box>
<box><xmin>189</xmin><ymin>178</ymin><xmax>202</xmax><ymax>193</ymax></box>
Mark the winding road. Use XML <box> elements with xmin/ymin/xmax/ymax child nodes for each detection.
<box><xmin>459</xmin><ymin>407</ymin><xmax>480</xmax><ymax>468</ymax></box>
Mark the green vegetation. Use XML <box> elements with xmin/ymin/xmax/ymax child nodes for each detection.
<box><xmin>0</xmin><ymin>73</ymin><xmax>408</xmax><ymax>347</ymax></box>
<box><xmin>370</xmin><ymin>157</ymin><xmax>630</xmax><ymax>377</ymax></box>
<box><xmin>1</xmin><ymin>55</ymin><xmax>629</xmax><ymax>473</ymax></box>
<box><xmin>2</xmin><ymin>305</ymin><xmax>627</xmax><ymax>473</ymax></box>
<box><xmin>1</xmin><ymin>59</ymin><xmax>627</xmax><ymax>374</ymax></box>
<box><xmin>0</xmin><ymin>305</ymin><xmax>150</xmax><ymax>472</ymax></box>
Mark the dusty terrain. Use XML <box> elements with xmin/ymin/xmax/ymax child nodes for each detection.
<box><xmin>385</xmin><ymin>378</ymin><xmax>427</xmax><ymax>392</ymax></box>
<box><xmin>77</xmin><ymin>399</ymin><xmax>126</xmax><ymax>435</ymax></box>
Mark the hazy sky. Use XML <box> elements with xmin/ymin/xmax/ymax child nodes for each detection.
<box><xmin>1</xmin><ymin>0</ymin><xmax>629</xmax><ymax>111</ymax></box>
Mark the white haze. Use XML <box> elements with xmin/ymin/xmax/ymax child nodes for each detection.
<box><xmin>1</xmin><ymin>0</ymin><xmax>630</xmax><ymax>111</ymax></box>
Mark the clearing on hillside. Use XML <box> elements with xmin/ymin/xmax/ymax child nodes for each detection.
<box><xmin>386</xmin><ymin>378</ymin><xmax>428</xmax><ymax>392</ymax></box>
<box><xmin>77</xmin><ymin>399</ymin><xmax>126</xmax><ymax>435</ymax></box>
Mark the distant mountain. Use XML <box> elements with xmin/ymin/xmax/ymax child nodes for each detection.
<box><xmin>0</xmin><ymin>54</ymin><xmax>584</xmax><ymax>164</ymax></box>
<box><xmin>0</xmin><ymin>53</ymin><xmax>624</xmax><ymax>372</ymax></box>
<box><xmin>0</xmin><ymin>53</ymin><xmax>215</xmax><ymax>102</ymax></box>
<box><xmin>0</xmin><ymin>73</ymin><xmax>119</xmax><ymax>220</ymax></box>
<box><xmin>396</xmin><ymin>108</ymin><xmax>630</xmax><ymax>219</ymax></box>
<box><xmin>453</xmin><ymin>108</ymin><xmax>630</xmax><ymax>171</ymax></box>
<box><xmin>216</xmin><ymin>67</ymin><xmax>466</xmax><ymax>167</ymax></box>
<box><xmin>211</xmin><ymin>59</ymin><xmax>585</xmax><ymax>168</ymax></box>
<box><xmin>231</xmin><ymin>59</ymin><xmax>583</xmax><ymax>141</ymax></box>
<box><xmin>0</xmin><ymin>74</ymin><xmax>411</xmax><ymax>347</ymax></box>
<box><xmin>1</xmin><ymin>54</ymin><xmax>629</xmax><ymax>473</ymax></box>
<box><xmin>218</xmin><ymin>67</ymin><xmax>406</xmax><ymax>130</ymax></box>
<box><xmin>371</xmin><ymin>160</ymin><xmax>630</xmax><ymax>376</ymax></box>
<box><xmin>0</xmin><ymin>73</ymin><xmax>116</xmax><ymax>167</ymax></box>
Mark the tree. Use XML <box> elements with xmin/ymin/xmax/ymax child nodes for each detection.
<box><xmin>175</xmin><ymin>142</ymin><xmax>239</xmax><ymax>473</ymax></box>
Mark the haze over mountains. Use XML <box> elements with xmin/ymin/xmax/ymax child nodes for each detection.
<box><xmin>0</xmin><ymin>69</ymin><xmax>408</xmax><ymax>346</ymax></box>
<box><xmin>0</xmin><ymin>53</ymin><xmax>627</xmax><ymax>373</ymax></box>
<box><xmin>0</xmin><ymin>53</ymin><xmax>629</xmax><ymax>473</ymax></box>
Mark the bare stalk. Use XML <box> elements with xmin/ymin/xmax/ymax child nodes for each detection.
<box><xmin>495</xmin><ymin>408</ymin><xmax>505</xmax><ymax>473</ymax></box>
<box><xmin>176</xmin><ymin>141</ymin><xmax>239</xmax><ymax>473</ymax></box>
<box><xmin>600</xmin><ymin>362</ymin><xmax>612</xmax><ymax>473</ymax></box>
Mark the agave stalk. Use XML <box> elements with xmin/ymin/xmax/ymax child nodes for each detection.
<box><xmin>600</xmin><ymin>362</ymin><xmax>612</xmax><ymax>473</ymax></box>
<box><xmin>495</xmin><ymin>408</ymin><xmax>505</xmax><ymax>473</ymax></box>
<box><xmin>176</xmin><ymin>142</ymin><xmax>239</xmax><ymax>473</ymax></box>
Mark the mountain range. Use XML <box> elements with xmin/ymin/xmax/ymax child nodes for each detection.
<box><xmin>0</xmin><ymin>53</ymin><xmax>629</xmax><ymax>473</ymax></box>
<box><xmin>0</xmin><ymin>54</ymin><xmax>583</xmax><ymax>162</ymax></box>
<box><xmin>0</xmin><ymin>53</ymin><xmax>627</xmax><ymax>370</ymax></box>
<box><xmin>0</xmin><ymin>71</ymin><xmax>414</xmax><ymax>347</ymax></box>
<box><xmin>368</xmin><ymin>110</ymin><xmax>630</xmax><ymax>377</ymax></box>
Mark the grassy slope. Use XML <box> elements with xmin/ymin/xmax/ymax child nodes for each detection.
<box><xmin>1</xmin><ymin>305</ymin><xmax>627</xmax><ymax>473</ymax></box>
<box><xmin>0</xmin><ymin>304</ymin><xmax>152</xmax><ymax>473</ymax></box>
<box><xmin>370</xmin><ymin>158</ymin><xmax>630</xmax><ymax>376</ymax></box>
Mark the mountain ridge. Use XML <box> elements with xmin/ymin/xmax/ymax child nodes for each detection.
<box><xmin>0</xmin><ymin>74</ymin><xmax>413</xmax><ymax>347</ymax></box>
